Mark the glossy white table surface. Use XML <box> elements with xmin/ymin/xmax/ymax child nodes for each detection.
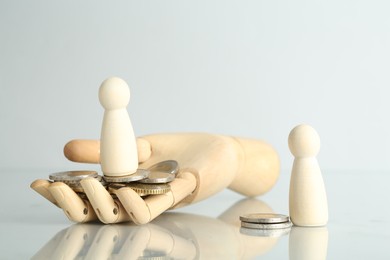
<box><xmin>1</xmin><ymin>169</ymin><xmax>388</xmax><ymax>259</ymax></box>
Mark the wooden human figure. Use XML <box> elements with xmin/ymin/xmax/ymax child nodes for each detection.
<box><xmin>99</xmin><ymin>77</ymin><xmax>138</xmax><ymax>177</ymax></box>
<box><xmin>288</xmin><ymin>124</ymin><xmax>328</xmax><ymax>226</ymax></box>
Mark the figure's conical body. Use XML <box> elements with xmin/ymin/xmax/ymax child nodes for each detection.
<box><xmin>288</xmin><ymin>124</ymin><xmax>328</xmax><ymax>226</ymax></box>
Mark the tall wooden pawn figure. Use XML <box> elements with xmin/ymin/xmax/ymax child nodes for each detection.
<box><xmin>99</xmin><ymin>77</ymin><xmax>138</xmax><ymax>177</ymax></box>
<box><xmin>288</xmin><ymin>124</ymin><xmax>328</xmax><ymax>226</ymax></box>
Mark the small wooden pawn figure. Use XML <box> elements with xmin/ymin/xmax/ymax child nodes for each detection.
<box><xmin>99</xmin><ymin>77</ymin><xmax>138</xmax><ymax>176</ymax></box>
<box><xmin>288</xmin><ymin>124</ymin><xmax>328</xmax><ymax>226</ymax></box>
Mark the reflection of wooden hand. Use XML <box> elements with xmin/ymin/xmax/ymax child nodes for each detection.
<box><xmin>32</xmin><ymin>199</ymin><xmax>283</xmax><ymax>259</ymax></box>
<box><xmin>31</xmin><ymin>133</ymin><xmax>279</xmax><ymax>224</ymax></box>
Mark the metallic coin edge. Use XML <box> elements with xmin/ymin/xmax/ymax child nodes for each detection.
<box><xmin>108</xmin><ymin>183</ymin><xmax>171</xmax><ymax>196</ymax></box>
<box><xmin>49</xmin><ymin>171</ymin><xmax>98</xmax><ymax>181</ymax></box>
<box><xmin>147</xmin><ymin>160</ymin><xmax>179</xmax><ymax>175</ymax></box>
<box><xmin>103</xmin><ymin>169</ymin><xmax>150</xmax><ymax>183</ymax></box>
<box><xmin>240</xmin><ymin>221</ymin><xmax>292</xmax><ymax>229</ymax></box>
<box><xmin>130</xmin><ymin>188</ymin><xmax>170</xmax><ymax>196</ymax></box>
<box><xmin>139</xmin><ymin>171</ymin><xmax>175</xmax><ymax>184</ymax></box>
<box><xmin>128</xmin><ymin>183</ymin><xmax>171</xmax><ymax>195</ymax></box>
<box><xmin>239</xmin><ymin>213</ymin><xmax>290</xmax><ymax>224</ymax></box>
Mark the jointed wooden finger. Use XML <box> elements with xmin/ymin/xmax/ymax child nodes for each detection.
<box><xmin>115</xmin><ymin>171</ymin><xmax>196</xmax><ymax>224</ymax></box>
<box><xmin>80</xmin><ymin>177</ymin><xmax>131</xmax><ymax>224</ymax></box>
<box><xmin>31</xmin><ymin>179</ymin><xmax>59</xmax><ymax>207</ymax></box>
<box><xmin>48</xmin><ymin>182</ymin><xmax>97</xmax><ymax>222</ymax></box>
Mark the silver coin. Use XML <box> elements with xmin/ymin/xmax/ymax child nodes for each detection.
<box><xmin>139</xmin><ymin>171</ymin><xmax>175</xmax><ymax>184</ymax></box>
<box><xmin>108</xmin><ymin>182</ymin><xmax>171</xmax><ymax>197</ymax></box>
<box><xmin>240</xmin><ymin>227</ymin><xmax>291</xmax><ymax>237</ymax></box>
<box><xmin>126</xmin><ymin>183</ymin><xmax>171</xmax><ymax>196</ymax></box>
<box><xmin>103</xmin><ymin>169</ymin><xmax>149</xmax><ymax>183</ymax></box>
<box><xmin>147</xmin><ymin>160</ymin><xmax>179</xmax><ymax>175</ymax></box>
<box><xmin>67</xmin><ymin>176</ymin><xmax>106</xmax><ymax>192</ymax></box>
<box><xmin>49</xmin><ymin>171</ymin><xmax>98</xmax><ymax>182</ymax></box>
<box><xmin>240</xmin><ymin>213</ymin><xmax>290</xmax><ymax>224</ymax></box>
<box><xmin>138</xmin><ymin>160</ymin><xmax>178</xmax><ymax>184</ymax></box>
<box><xmin>241</xmin><ymin>221</ymin><xmax>292</xmax><ymax>230</ymax></box>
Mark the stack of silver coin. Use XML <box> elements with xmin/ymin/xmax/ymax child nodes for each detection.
<box><xmin>239</xmin><ymin>213</ymin><xmax>292</xmax><ymax>237</ymax></box>
<box><xmin>47</xmin><ymin>160</ymin><xmax>179</xmax><ymax>197</ymax></box>
<box><xmin>49</xmin><ymin>171</ymin><xmax>106</xmax><ymax>193</ymax></box>
<box><xmin>104</xmin><ymin>160</ymin><xmax>179</xmax><ymax>196</ymax></box>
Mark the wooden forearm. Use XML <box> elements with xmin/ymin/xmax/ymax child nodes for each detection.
<box><xmin>228</xmin><ymin>137</ymin><xmax>280</xmax><ymax>197</ymax></box>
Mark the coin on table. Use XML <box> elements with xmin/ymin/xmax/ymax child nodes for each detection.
<box><xmin>49</xmin><ymin>171</ymin><xmax>98</xmax><ymax>183</ymax></box>
<box><xmin>103</xmin><ymin>169</ymin><xmax>149</xmax><ymax>183</ymax></box>
<box><xmin>241</xmin><ymin>221</ymin><xmax>292</xmax><ymax>229</ymax></box>
<box><xmin>240</xmin><ymin>213</ymin><xmax>290</xmax><ymax>224</ymax></box>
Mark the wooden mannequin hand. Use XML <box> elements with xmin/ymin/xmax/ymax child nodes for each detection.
<box><xmin>31</xmin><ymin>133</ymin><xmax>279</xmax><ymax>224</ymax></box>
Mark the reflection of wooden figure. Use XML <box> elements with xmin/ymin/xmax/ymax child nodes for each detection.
<box><xmin>288</xmin><ymin>124</ymin><xmax>328</xmax><ymax>226</ymax></box>
<box><xmin>31</xmin><ymin>77</ymin><xmax>280</xmax><ymax>224</ymax></box>
<box><xmin>289</xmin><ymin>226</ymin><xmax>328</xmax><ymax>260</ymax></box>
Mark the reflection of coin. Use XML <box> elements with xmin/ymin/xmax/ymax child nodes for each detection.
<box><xmin>49</xmin><ymin>171</ymin><xmax>98</xmax><ymax>182</ymax></box>
<box><xmin>147</xmin><ymin>160</ymin><xmax>179</xmax><ymax>175</ymax></box>
<box><xmin>103</xmin><ymin>169</ymin><xmax>149</xmax><ymax>183</ymax></box>
<box><xmin>241</xmin><ymin>221</ymin><xmax>292</xmax><ymax>229</ymax></box>
<box><xmin>240</xmin><ymin>213</ymin><xmax>290</xmax><ymax>224</ymax></box>
<box><xmin>240</xmin><ymin>227</ymin><xmax>291</xmax><ymax>237</ymax></box>
<box><xmin>139</xmin><ymin>171</ymin><xmax>175</xmax><ymax>184</ymax></box>
<box><xmin>138</xmin><ymin>253</ymin><xmax>171</xmax><ymax>260</ymax></box>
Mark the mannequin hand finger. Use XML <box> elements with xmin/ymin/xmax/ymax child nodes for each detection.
<box><xmin>115</xmin><ymin>172</ymin><xmax>196</xmax><ymax>224</ymax></box>
<box><xmin>80</xmin><ymin>177</ymin><xmax>132</xmax><ymax>224</ymax></box>
<box><xmin>31</xmin><ymin>179</ymin><xmax>59</xmax><ymax>207</ymax></box>
<box><xmin>114</xmin><ymin>187</ymin><xmax>155</xmax><ymax>224</ymax></box>
<box><xmin>48</xmin><ymin>182</ymin><xmax>97</xmax><ymax>222</ymax></box>
<box><xmin>64</xmin><ymin>138</ymin><xmax>152</xmax><ymax>164</ymax></box>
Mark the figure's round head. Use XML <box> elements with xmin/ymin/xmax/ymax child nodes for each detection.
<box><xmin>99</xmin><ymin>77</ymin><xmax>130</xmax><ymax>110</ymax></box>
<box><xmin>288</xmin><ymin>124</ymin><xmax>320</xmax><ymax>157</ymax></box>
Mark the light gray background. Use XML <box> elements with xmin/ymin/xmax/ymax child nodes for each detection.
<box><xmin>1</xmin><ymin>2</ymin><xmax>390</xmax><ymax>259</ymax></box>
<box><xmin>1</xmin><ymin>0</ymin><xmax>390</xmax><ymax>172</ymax></box>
